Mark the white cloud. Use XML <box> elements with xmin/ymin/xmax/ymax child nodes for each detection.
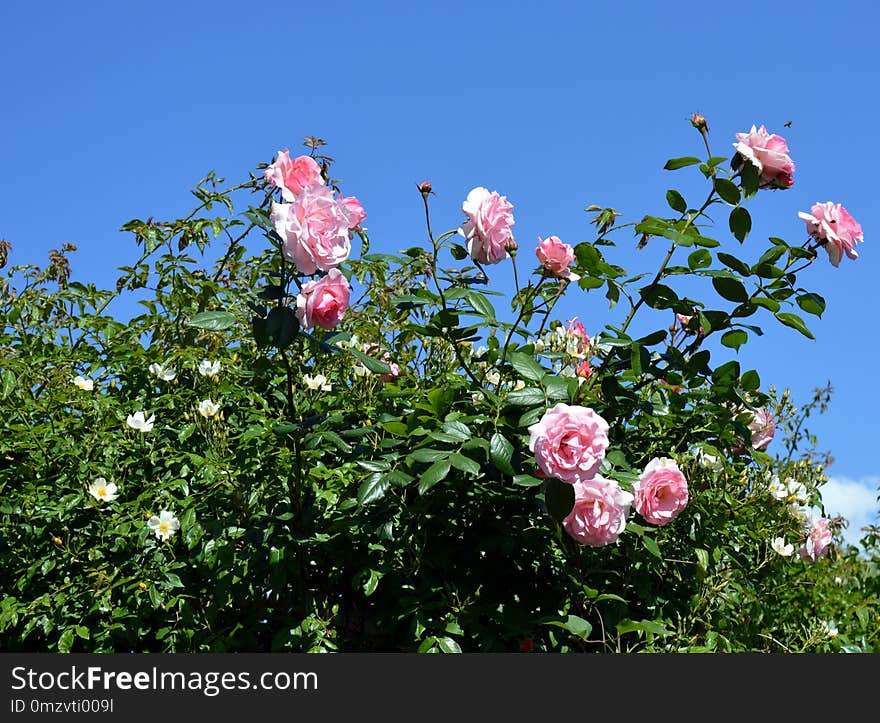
<box><xmin>816</xmin><ymin>476</ymin><xmax>880</xmax><ymax>549</ymax></box>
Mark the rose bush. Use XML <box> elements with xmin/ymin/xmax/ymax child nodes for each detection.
<box><xmin>1</xmin><ymin>120</ymin><xmax>877</xmax><ymax>654</ymax></box>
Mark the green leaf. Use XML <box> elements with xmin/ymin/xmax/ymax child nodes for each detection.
<box><xmin>442</xmin><ymin>420</ymin><xmax>471</xmax><ymax>441</ymax></box>
<box><xmin>490</xmin><ymin>432</ymin><xmax>515</xmax><ymax>476</ymax></box>
<box><xmin>714</xmin><ymin>178</ymin><xmax>741</xmax><ymax>205</ymax></box>
<box><xmin>506</xmin><ymin>387</ymin><xmax>545</xmax><ymax>406</ymax></box>
<box><xmin>740</xmin><ymin>369</ymin><xmax>761</xmax><ymax>392</ymax></box>
<box><xmin>728</xmin><ymin>207</ymin><xmax>752</xmax><ymax>242</ymax></box>
<box><xmin>616</xmin><ymin>619</ymin><xmax>670</xmax><ymax>636</ymax></box>
<box><xmin>350</xmin><ymin>347</ymin><xmax>393</xmax><ymax>374</ymax></box>
<box><xmin>639</xmin><ymin>283</ymin><xmax>679</xmax><ymax>310</ymax></box>
<box><xmin>666</xmin><ymin>189</ymin><xmax>687</xmax><ymax>213</ymax></box>
<box><xmin>775</xmin><ymin>312</ymin><xmax>815</xmax><ymax>340</ymax></box>
<box><xmin>720</xmin><ymin>329</ymin><xmax>748</xmax><ymax>351</ymax></box>
<box><xmin>642</xmin><ymin>536</ymin><xmax>662</xmax><ymax>559</ymax></box>
<box><xmin>664</xmin><ymin>156</ymin><xmax>701</xmax><ymax>170</ymax></box>
<box><xmin>687</xmin><ymin>249</ymin><xmax>712</xmax><ymax>270</ymax></box>
<box><xmin>545</xmin><ymin>614</ymin><xmax>593</xmax><ymax>640</ymax></box>
<box><xmin>1</xmin><ymin>370</ymin><xmax>14</xmax><ymax>399</ymax></box>
<box><xmin>418</xmin><ymin>459</ymin><xmax>452</xmax><ymax>494</ymax></box>
<box><xmin>188</xmin><ymin>310</ymin><xmax>236</xmax><ymax>331</ymax></box>
<box><xmin>717</xmin><ymin>252</ymin><xmax>752</xmax><ymax>277</ymax></box>
<box><xmin>358</xmin><ymin>473</ymin><xmax>390</xmax><ymax>505</ymax></box>
<box><xmin>362</xmin><ymin>569</ymin><xmax>382</xmax><ymax>597</ymax></box>
<box><xmin>58</xmin><ymin>627</ymin><xmax>75</xmax><ymax>653</ymax></box>
<box><xmin>408</xmin><ymin>448</ymin><xmax>449</xmax><ymax>464</ymax></box>
<box><xmin>509</xmin><ymin>351</ymin><xmax>545</xmax><ymax>382</ymax></box>
<box><xmin>512</xmin><ymin>474</ymin><xmax>543</xmax><ymax>487</ymax></box>
<box><xmin>468</xmin><ymin>291</ymin><xmax>496</xmax><ymax>319</ymax></box>
<box><xmin>712</xmin><ymin>276</ymin><xmax>748</xmax><ymax>303</ymax></box>
<box><xmin>544</xmin><ymin>477</ymin><xmax>575</xmax><ymax>523</ymax></box>
<box><xmin>449</xmin><ymin>453</ymin><xmax>481</xmax><ymax>476</ymax></box>
<box><xmin>437</xmin><ymin>636</ymin><xmax>462</xmax><ymax>653</ymax></box>
<box><xmin>796</xmin><ymin>292</ymin><xmax>826</xmax><ymax>318</ymax></box>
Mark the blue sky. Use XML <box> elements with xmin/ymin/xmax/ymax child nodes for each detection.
<box><xmin>2</xmin><ymin>0</ymin><xmax>877</xmax><ymax>544</ymax></box>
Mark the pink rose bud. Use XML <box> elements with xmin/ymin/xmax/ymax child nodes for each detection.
<box><xmin>342</xmin><ymin>196</ymin><xmax>367</xmax><ymax>230</ymax></box>
<box><xmin>528</xmin><ymin>403</ymin><xmax>610</xmax><ymax>483</ymax></box>
<box><xmin>690</xmin><ymin>112</ymin><xmax>709</xmax><ymax>132</ymax></box>
<box><xmin>295</xmin><ymin>268</ymin><xmax>351</xmax><ymax>330</ymax></box>
<box><xmin>566</xmin><ymin>318</ymin><xmax>589</xmax><ymax>355</ymax></box>
<box><xmin>576</xmin><ymin>359</ymin><xmax>592</xmax><ymax>379</ymax></box>
<box><xmin>798</xmin><ymin>201</ymin><xmax>864</xmax><ymax>267</ymax></box>
<box><xmin>732</xmin><ymin>125</ymin><xmax>795</xmax><ymax>189</ymax></box>
<box><xmin>632</xmin><ymin>457</ymin><xmax>689</xmax><ymax>526</ymax></box>
<box><xmin>263</xmin><ymin>150</ymin><xmax>325</xmax><ymax>201</ymax></box>
<box><xmin>271</xmin><ymin>185</ymin><xmax>352</xmax><ymax>276</ymax></box>
<box><xmin>563</xmin><ymin>475</ymin><xmax>634</xmax><ymax>547</ymax></box>
<box><xmin>535</xmin><ymin>235</ymin><xmax>580</xmax><ymax>280</ymax></box>
<box><xmin>748</xmin><ymin>406</ymin><xmax>775</xmax><ymax>451</ymax></box>
<box><xmin>458</xmin><ymin>186</ymin><xmax>516</xmax><ymax>265</ymax></box>
<box><xmin>798</xmin><ymin>516</ymin><xmax>833</xmax><ymax>562</ymax></box>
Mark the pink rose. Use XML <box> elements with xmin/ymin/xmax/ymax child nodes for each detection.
<box><xmin>798</xmin><ymin>516</ymin><xmax>833</xmax><ymax>562</ymax></box>
<box><xmin>632</xmin><ymin>457</ymin><xmax>689</xmax><ymax>526</ymax></box>
<box><xmin>528</xmin><ymin>403</ymin><xmax>610</xmax><ymax>483</ymax></box>
<box><xmin>264</xmin><ymin>150</ymin><xmax>324</xmax><ymax>201</ymax></box>
<box><xmin>563</xmin><ymin>475</ymin><xmax>633</xmax><ymax>547</ymax></box>
<box><xmin>271</xmin><ymin>185</ymin><xmax>352</xmax><ymax>275</ymax></box>
<box><xmin>566</xmin><ymin>318</ymin><xmax>589</xmax><ymax>355</ymax></box>
<box><xmin>733</xmin><ymin>125</ymin><xmax>795</xmax><ymax>189</ymax></box>
<box><xmin>295</xmin><ymin>268</ymin><xmax>351</xmax><ymax>330</ymax></box>
<box><xmin>576</xmin><ymin>359</ymin><xmax>592</xmax><ymax>379</ymax></box>
<box><xmin>458</xmin><ymin>186</ymin><xmax>516</xmax><ymax>265</ymax></box>
<box><xmin>798</xmin><ymin>202</ymin><xmax>864</xmax><ymax>267</ymax></box>
<box><xmin>342</xmin><ymin>196</ymin><xmax>367</xmax><ymax>230</ymax></box>
<box><xmin>748</xmin><ymin>406</ymin><xmax>775</xmax><ymax>451</ymax></box>
<box><xmin>535</xmin><ymin>235</ymin><xmax>580</xmax><ymax>280</ymax></box>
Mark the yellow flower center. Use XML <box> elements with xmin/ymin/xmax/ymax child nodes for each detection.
<box><xmin>158</xmin><ymin>521</ymin><xmax>170</xmax><ymax>534</ymax></box>
<box><xmin>97</xmin><ymin>486</ymin><xmax>107</xmax><ymax>498</ymax></box>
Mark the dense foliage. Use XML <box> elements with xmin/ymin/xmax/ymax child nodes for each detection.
<box><xmin>1</xmin><ymin>120</ymin><xmax>877</xmax><ymax>652</ymax></box>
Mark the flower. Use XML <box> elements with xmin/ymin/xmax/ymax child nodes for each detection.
<box><xmin>341</xmin><ymin>196</ymin><xmax>367</xmax><ymax>230</ymax></box>
<box><xmin>148</xmin><ymin>362</ymin><xmax>176</xmax><ymax>381</ymax></box>
<box><xmin>690</xmin><ymin>112</ymin><xmax>708</xmax><ymax>132</ymax></box>
<box><xmin>458</xmin><ymin>186</ymin><xmax>516</xmax><ymax>265</ymax></box>
<box><xmin>198</xmin><ymin>359</ymin><xmax>221</xmax><ymax>377</ymax></box>
<box><xmin>632</xmin><ymin>457</ymin><xmax>689</xmax><ymax>526</ymax></box>
<box><xmin>197</xmin><ymin>399</ymin><xmax>220</xmax><ymax>418</ymax></box>
<box><xmin>693</xmin><ymin>447</ymin><xmax>723</xmax><ymax>471</ymax></box>
<box><xmin>88</xmin><ymin>477</ymin><xmax>118</xmax><ymax>503</ymax></box>
<box><xmin>564</xmin><ymin>318</ymin><xmax>590</xmax><ymax>357</ymax></box>
<box><xmin>148</xmin><ymin>510</ymin><xmax>180</xmax><ymax>541</ymax></box>
<box><xmin>820</xmin><ymin>620</ymin><xmax>839</xmax><ymax>639</ymax></box>
<box><xmin>770</xmin><ymin>536</ymin><xmax>794</xmax><ymax>557</ymax></box>
<box><xmin>575</xmin><ymin>359</ymin><xmax>592</xmax><ymax>379</ymax></box>
<box><xmin>528</xmin><ymin>403</ymin><xmax>610</xmax><ymax>483</ymax></box>
<box><xmin>798</xmin><ymin>516</ymin><xmax>833</xmax><ymax>562</ymax></box>
<box><xmin>263</xmin><ymin>149</ymin><xmax>324</xmax><ymax>201</ymax></box>
<box><xmin>303</xmin><ymin>373</ymin><xmax>332</xmax><ymax>392</ymax></box>
<box><xmin>748</xmin><ymin>406</ymin><xmax>775</xmax><ymax>451</ymax></box>
<box><xmin>73</xmin><ymin>375</ymin><xmax>94</xmax><ymax>391</ymax></box>
<box><xmin>126</xmin><ymin>411</ymin><xmax>155</xmax><ymax>433</ymax></box>
<box><xmin>535</xmin><ymin>235</ymin><xmax>579</xmax><ymax>280</ymax></box>
<box><xmin>798</xmin><ymin>202</ymin><xmax>863</xmax><ymax>267</ymax></box>
<box><xmin>295</xmin><ymin>268</ymin><xmax>351</xmax><ymax>330</ymax></box>
<box><xmin>732</xmin><ymin>125</ymin><xmax>795</xmax><ymax>189</ymax></box>
<box><xmin>271</xmin><ymin>185</ymin><xmax>352</xmax><ymax>275</ymax></box>
<box><xmin>563</xmin><ymin>475</ymin><xmax>633</xmax><ymax>547</ymax></box>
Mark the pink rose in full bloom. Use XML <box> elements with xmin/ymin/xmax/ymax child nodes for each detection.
<box><xmin>271</xmin><ymin>185</ymin><xmax>352</xmax><ymax>276</ymax></box>
<box><xmin>528</xmin><ymin>403</ymin><xmax>610</xmax><ymax>483</ymax></box>
<box><xmin>264</xmin><ymin>150</ymin><xmax>325</xmax><ymax>201</ymax></box>
<box><xmin>632</xmin><ymin>457</ymin><xmax>689</xmax><ymax>526</ymax></box>
<box><xmin>563</xmin><ymin>475</ymin><xmax>634</xmax><ymax>547</ymax></box>
<box><xmin>798</xmin><ymin>202</ymin><xmax>864</xmax><ymax>267</ymax></box>
<box><xmin>798</xmin><ymin>516</ymin><xmax>833</xmax><ymax>562</ymax></box>
<box><xmin>342</xmin><ymin>196</ymin><xmax>367</xmax><ymax>230</ymax></box>
<box><xmin>295</xmin><ymin>268</ymin><xmax>351</xmax><ymax>330</ymax></box>
<box><xmin>733</xmin><ymin>125</ymin><xmax>795</xmax><ymax>189</ymax></box>
<box><xmin>458</xmin><ymin>186</ymin><xmax>516</xmax><ymax>265</ymax></box>
<box><xmin>748</xmin><ymin>406</ymin><xmax>775</xmax><ymax>451</ymax></box>
<box><xmin>535</xmin><ymin>236</ymin><xmax>580</xmax><ymax>280</ymax></box>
